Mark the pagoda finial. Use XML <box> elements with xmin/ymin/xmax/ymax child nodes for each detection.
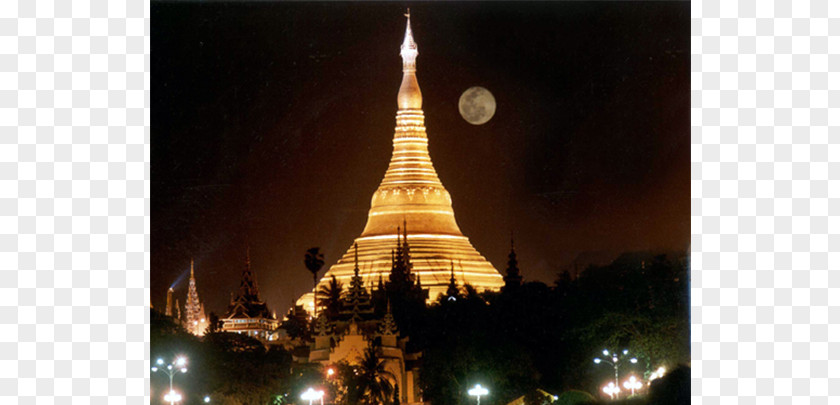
<box><xmin>401</xmin><ymin>9</ymin><xmax>416</xmax><ymax>59</ymax></box>
<box><xmin>190</xmin><ymin>258</ymin><xmax>194</xmax><ymax>278</ymax></box>
<box><xmin>398</xmin><ymin>10</ymin><xmax>422</xmax><ymax>109</ymax></box>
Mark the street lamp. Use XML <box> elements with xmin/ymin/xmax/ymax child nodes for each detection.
<box><xmin>301</xmin><ymin>387</ymin><xmax>324</xmax><ymax>405</ymax></box>
<box><xmin>164</xmin><ymin>390</ymin><xmax>182</xmax><ymax>404</ymax></box>
<box><xmin>468</xmin><ymin>384</ymin><xmax>489</xmax><ymax>405</ymax></box>
<box><xmin>204</xmin><ymin>395</ymin><xmax>211</xmax><ymax>403</ymax></box>
<box><xmin>152</xmin><ymin>356</ymin><xmax>188</xmax><ymax>405</ymax></box>
<box><xmin>601</xmin><ymin>382</ymin><xmax>620</xmax><ymax>400</ymax></box>
<box><xmin>593</xmin><ymin>348</ymin><xmax>638</xmax><ymax>390</ymax></box>
<box><xmin>622</xmin><ymin>375</ymin><xmax>642</xmax><ymax>396</ymax></box>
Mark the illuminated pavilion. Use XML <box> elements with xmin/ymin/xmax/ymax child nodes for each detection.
<box><xmin>298</xmin><ymin>13</ymin><xmax>504</xmax><ymax>312</ymax></box>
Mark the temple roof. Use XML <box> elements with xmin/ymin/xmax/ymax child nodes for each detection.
<box><xmin>225</xmin><ymin>250</ymin><xmax>274</xmax><ymax>320</ymax></box>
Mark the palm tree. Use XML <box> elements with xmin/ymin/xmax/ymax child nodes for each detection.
<box><xmin>305</xmin><ymin>247</ymin><xmax>325</xmax><ymax>315</ymax></box>
<box><xmin>357</xmin><ymin>343</ymin><xmax>396</xmax><ymax>405</ymax></box>
<box><xmin>316</xmin><ymin>275</ymin><xmax>344</xmax><ymax>319</ymax></box>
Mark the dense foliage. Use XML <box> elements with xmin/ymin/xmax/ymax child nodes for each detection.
<box><xmin>151</xmin><ymin>251</ymin><xmax>688</xmax><ymax>405</ymax></box>
<box><xmin>151</xmin><ymin>309</ymin><xmax>305</xmax><ymax>405</ymax></box>
<box><xmin>416</xmin><ymin>252</ymin><xmax>689</xmax><ymax>405</ymax></box>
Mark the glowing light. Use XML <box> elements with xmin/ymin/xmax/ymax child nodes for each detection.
<box><xmin>176</xmin><ymin>357</ymin><xmax>186</xmax><ymax>367</ymax></box>
<box><xmin>649</xmin><ymin>366</ymin><xmax>667</xmax><ymax>382</ymax></box>
<box><xmin>630</xmin><ymin>358</ymin><xmax>638</xmax><ymax>363</ymax></box>
<box><xmin>623</xmin><ymin>375</ymin><xmax>642</xmax><ymax>395</ymax></box>
<box><xmin>300</xmin><ymin>388</ymin><xmax>324</xmax><ymax>405</ymax></box>
<box><xmin>164</xmin><ymin>390</ymin><xmax>182</xmax><ymax>404</ymax></box>
<box><xmin>602</xmin><ymin>382</ymin><xmax>620</xmax><ymax>399</ymax></box>
<box><xmin>593</xmin><ymin>358</ymin><xmax>601</xmax><ymax>364</ymax></box>
<box><xmin>603</xmin><ymin>349</ymin><xmax>610</xmax><ymax>356</ymax></box>
<box><xmin>326</xmin><ymin>367</ymin><xmax>335</xmax><ymax>377</ymax></box>
<box><xmin>468</xmin><ymin>384</ymin><xmax>489</xmax><ymax>405</ymax></box>
<box><xmin>157</xmin><ymin>358</ymin><xmax>164</xmax><ymax>365</ymax></box>
<box><xmin>204</xmin><ymin>396</ymin><xmax>211</xmax><ymax>403</ymax></box>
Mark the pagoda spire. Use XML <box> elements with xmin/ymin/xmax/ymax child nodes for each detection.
<box><xmin>298</xmin><ymin>13</ymin><xmax>505</xmax><ymax>311</ymax></box>
<box><xmin>354</xmin><ymin>242</ymin><xmax>360</xmax><ymax>277</ymax></box>
<box><xmin>503</xmin><ymin>234</ymin><xmax>523</xmax><ymax>292</ymax></box>
<box><xmin>342</xmin><ymin>243</ymin><xmax>373</xmax><ymax>320</ymax></box>
<box><xmin>398</xmin><ymin>9</ymin><xmax>422</xmax><ymax>110</ymax></box>
<box><xmin>185</xmin><ymin>258</ymin><xmax>203</xmax><ymax>335</ymax></box>
<box><xmin>446</xmin><ymin>260</ymin><xmax>459</xmax><ymax>300</ymax></box>
<box><xmin>240</xmin><ymin>248</ymin><xmax>260</xmax><ymax>299</ymax></box>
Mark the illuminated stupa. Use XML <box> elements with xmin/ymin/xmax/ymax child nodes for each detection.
<box><xmin>298</xmin><ymin>13</ymin><xmax>503</xmax><ymax>312</ymax></box>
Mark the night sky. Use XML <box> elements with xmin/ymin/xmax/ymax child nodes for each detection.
<box><xmin>151</xmin><ymin>1</ymin><xmax>690</xmax><ymax>317</ymax></box>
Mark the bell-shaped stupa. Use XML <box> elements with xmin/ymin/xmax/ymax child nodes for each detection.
<box><xmin>298</xmin><ymin>12</ymin><xmax>504</xmax><ymax>312</ymax></box>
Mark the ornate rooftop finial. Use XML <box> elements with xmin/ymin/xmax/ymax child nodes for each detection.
<box><xmin>446</xmin><ymin>260</ymin><xmax>459</xmax><ymax>300</ymax></box>
<box><xmin>379</xmin><ymin>300</ymin><xmax>398</xmax><ymax>336</ymax></box>
<box><xmin>503</xmin><ymin>235</ymin><xmax>523</xmax><ymax>292</ymax></box>
<box><xmin>354</xmin><ymin>242</ymin><xmax>360</xmax><ymax>277</ymax></box>
<box><xmin>400</xmin><ymin>9</ymin><xmax>417</xmax><ymax>68</ymax></box>
<box><xmin>398</xmin><ymin>10</ymin><xmax>422</xmax><ymax>109</ymax></box>
<box><xmin>190</xmin><ymin>258</ymin><xmax>194</xmax><ymax>278</ymax></box>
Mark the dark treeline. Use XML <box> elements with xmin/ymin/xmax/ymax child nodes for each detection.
<box><xmin>414</xmin><ymin>251</ymin><xmax>689</xmax><ymax>405</ymax></box>
<box><xmin>151</xmin><ymin>310</ymin><xmax>323</xmax><ymax>405</ymax></box>
<box><xmin>151</xmin><ymin>251</ymin><xmax>689</xmax><ymax>405</ymax></box>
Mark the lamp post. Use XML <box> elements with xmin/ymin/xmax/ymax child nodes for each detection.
<box><xmin>164</xmin><ymin>390</ymin><xmax>182</xmax><ymax>404</ymax></box>
<box><xmin>593</xmin><ymin>349</ymin><xmax>637</xmax><ymax>391</ymax></box>
<box><xmin>152</xmin><ymin>356</ymin><xmax>188</xmax><ymax>405</ymax></box>
<box><xmin>622</xmin><ymin>375</ymin><xmax>642</xmax><ymax>396</ymax></box>
<box><xmin>468</xmin><ymin>384</ymin><xmax>488</xmax><ymax>405</ymax></box>
<box><xmin>301</xmin><ymin>387</ymin><xmax>325</xmax><ymax>405</ymax></box>
<box><xmin>601</xmin><ymin>382</ymin><xmax>620</xmax><ymax>400</ymax></box>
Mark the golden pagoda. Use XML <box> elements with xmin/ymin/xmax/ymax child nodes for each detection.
<box><xmin>298</xmin><ymin>13</ymin><xmax>504</xmax><ymax>312</ymax></box>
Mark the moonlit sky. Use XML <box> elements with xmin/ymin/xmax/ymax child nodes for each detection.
<box><xmin>152</xmin><ymin>1</ymin><xmax>689</xmax><ymax>316</ymax></box>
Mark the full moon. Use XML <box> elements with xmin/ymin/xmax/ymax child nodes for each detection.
<box><xmin>458</xmin><ymin>86</ymin><xmax>496</xmax><ymax>125</ymax></box>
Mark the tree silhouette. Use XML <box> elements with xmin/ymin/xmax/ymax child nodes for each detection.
<box><xmin>316</xmin><ymin>275</ymin><xmax>344</xmax><ymax>319</ymax></box>
<box><xmin>205</xmin><ymin>311</ymin><xmax>222</xmax><ymax>334</ymax></box>
<box><xmin>358</xmin><ymin>343</ymin><xmax>396</xmax><ymax>405</ymax></box>
<box><xmin>305</xmin><ymin>247</ymin><xmax>325</xmax><ymax>316</ymax></box>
